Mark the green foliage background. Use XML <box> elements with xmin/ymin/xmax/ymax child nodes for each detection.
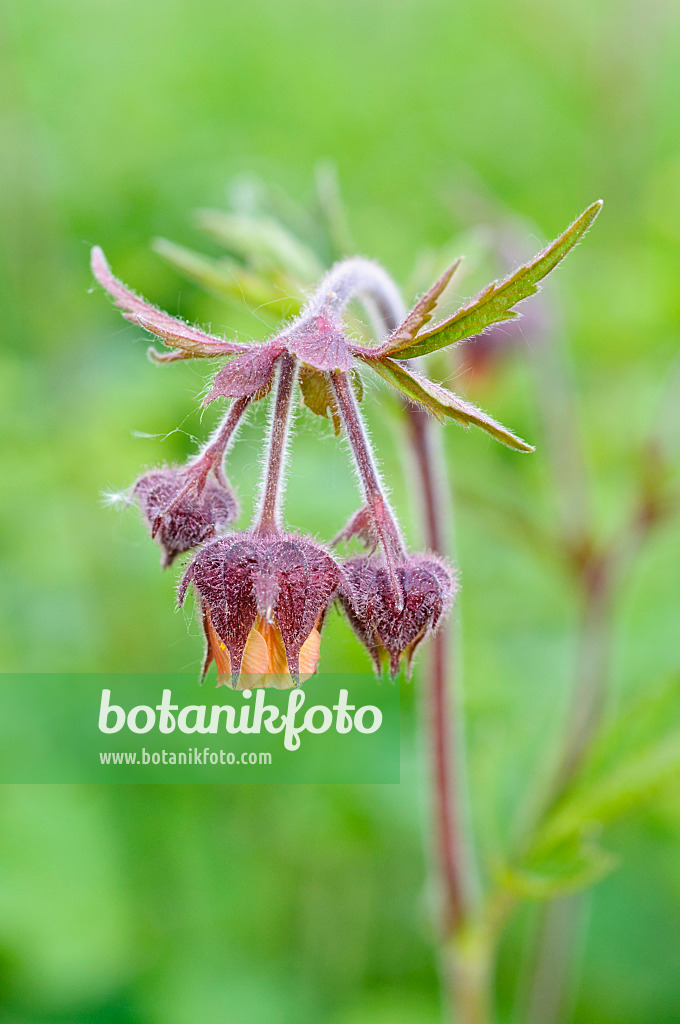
<box><xmin>1</xmin><ymin>0</ymin><xmax>679</xmax><ymax>1020</ymax></box>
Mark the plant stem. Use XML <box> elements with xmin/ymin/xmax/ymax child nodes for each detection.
<box><xmin>254</xmin><ymin>351</ymin><xmax>297</xmax><ymax>533</ymax></box>
<box><xmin>152</xmin><ymin>396</ymin><xmax>251</xmax><ymax>530</ymax></box>
<box><xmin>192</xmin><ymin>395</ymin><xmax>252</xmax><ymax>488</ymax></box>
<box><xmin>523</xmin><ymin>893</ymin><xmax>586</xmax><ymax>1024</ymax></box>
<box><xmin>338</xmin><ymin>262</ymin><xmax>483</xmax><ymax>1021</ymax></box>
<box><xmin>407</xmin><ymin>406</ymin><xmax>471</xmax><ymax>933</ymax></box>
<box><xmin>330</xmin><ymin>369</ymin><xmax>407</xmax><ymax>602</ymax></box>
<box><xmin>407</xmin><ymin>404</ymin><xmax>490</xmax><ymax>1024</ymax></box>
<box><xmin>304</xmin><ymin>257</ymin><xmax>404</xmax><ymax>328</ymax></box>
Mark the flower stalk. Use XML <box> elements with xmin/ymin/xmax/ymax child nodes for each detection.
<box><xmin>154</xmin><ymin>396</ymin><xmax>251</xmax><ymax>533</ymax></box>
<box><xmin>192</xmin><ymin>395</ymin><xmax>252</xmax><ymax>489</ymax></box>
<box><xmin>255</xmin><ymin>351</ymin><xmax>297</xmax><ymax>534</ymax></box>
<box><xmin>330</xmin><ymin>369</ymin><xmax>406</xmax><ymax>602</ymax></box>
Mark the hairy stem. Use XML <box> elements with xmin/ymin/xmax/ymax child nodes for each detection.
<box><xmin>407</xmin><ymin>408</ymin><xmax>473</xmax><ymax>931</ymax></box>
<box><xmin>254</xmin><ymin>351</ymin><xmax>297</xmax><ymax>533</ymax></box>
<box><xmin>152</xmin><ymin>396</ymin><xmax>251</xmax><ymax>531</ymax></box>
<box><xmin>338</xmin><ymin>261</ymin><xmax>483</xmax><ymax>1021</ymax></box>
<box><xmin>305</xmin><ymin>257</ymin><xmax>404</xmax><ymax>330</ymax></box>
<box><xmin>192</xmin><ymin>395</ymin><xmax>251</xmax><ymax>488</ymax></box>
<box><xmin>330</xmin><ymin>369</ymin><xmax>406</xmax><ymax>601</ymax></box>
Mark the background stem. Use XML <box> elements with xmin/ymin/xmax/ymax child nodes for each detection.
<box><xmin>407</xmin><ymin>406</ymin><xmax>471</xmax><ymax>934</ymax></box>
<box><xmin>343</xmin><ymin>263</ymin><xmax>484</xmax><ymax>1021</ymax></box>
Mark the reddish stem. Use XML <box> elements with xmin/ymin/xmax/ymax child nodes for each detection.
<box><xmin>151</xmin><ymin>395</ymin><xmax>250</xmax><ymax>533</ymax></box>
<box><xmin>192</xmin><ymin>395</ymin><xmax>252</xmax><ymax>486</ymax></box>
<box><xmin>407</xmin><ymin>407</ymin><xmax>470</xmax><ymax>934</ymax></box>
<box><xmin>255</xmin><ymin>352</ymin><xmax>297</xmax><ymax>534</ymax></box>
<box><xmin>330</xmin><ymin>369</ymin><xmax>406</xmax><ymax>603</ymax></box>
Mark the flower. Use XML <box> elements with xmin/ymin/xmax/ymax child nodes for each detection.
<box><xmin>179</xmin><ymin>532</ymin><xmax>343</xmax><ymax>688</ymax></box>
<box><xmin>338</xmin><ymin>554</ymin><xmax>457</xmax><ymax>676</ymax></box>
<box><xmin>134</xmin><ymin>466</ymin><xmax>238</xmax><ymax>568</ymax></box>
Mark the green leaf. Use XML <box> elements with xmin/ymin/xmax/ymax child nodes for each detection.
<box><xmin>299</xmin><ymin>366</ymin><xmax>363</xmax><ymax>434</ymax></box>
<box><xmin>529</xmin><ymin>676</ymin><xmax>680</xmax><ymax>860</ymax></box>
<box><xmin>380</xmin><ymin>200</ymin><xmax>603</xmax><ymax>359</ymax></box>
<box><xmin>535</xmin><ymin>726</ymin><xmax>680</xmax><ymax>858</ymax></box>
<box><xmin>388</xmin><ymin>258</ymin><xmax>462</xmax><ymax>347</ymax></box>
<box><xmin>499</xmin><ymin>837</ymin><xmax>616</xmax><ymax>901</ymax></box>
<box><xmin>363</xmin><ymin>356</ymin><xmax>534</xmax><ymax>452</ymax></box>
<box><xmin>192</xmin><ymin>210</ymin><xmax>323</xmax><ymax>283</ymax></box>
<box><xmin>153</xmin><ymin>238</ymin><xmax>303</xmax><ymax>318</ymax></box>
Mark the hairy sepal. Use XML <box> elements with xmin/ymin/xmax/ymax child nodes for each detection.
<box><xmin>203</xmin><ymin>343</ymin><xmax>283</xmax><ymax>405</ymax></box>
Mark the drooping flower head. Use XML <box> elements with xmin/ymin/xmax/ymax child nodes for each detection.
<box><xmin>179</xmin><ymin>532</ymin><xmax>344</xmax><ymax>689</ymax></box>
<box><xmin>338</xmin><ymin>554</ymin><xmax>457</xmax><ymax>677</ymax></box>
<box><xmin>134</xmin><ymin>466</ymin><xmax>238</xmax><ymax>568</ymax></box>
<box><xmin>92</xmin><ymin>196</ymin><xmax>600</xmax><ymax>687</ymax></box>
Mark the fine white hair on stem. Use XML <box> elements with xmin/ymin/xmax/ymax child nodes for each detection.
<box><xmin>253</xmin><ymin>352</ymin><xmax>298</xmax><ymax>531</ymax></box>
<box><xmin>302</xmin><ymin>258</ymin><xmax>405</xmax><ymax>331</ymax></box>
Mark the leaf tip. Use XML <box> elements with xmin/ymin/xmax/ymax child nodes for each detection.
<box><xmin>90</xmin><ymin>244</ymin><xmax>108</xmax><ymax>280</ymax></box>
<box><xmin>580</xmin><ymin>199</ymin><xmax>604</xmax><ymax>228</ymax></box>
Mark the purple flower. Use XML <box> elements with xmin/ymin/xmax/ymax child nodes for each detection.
<box><xmin>134</xmin><ymin>466</ymin><xmax>238</xmax><ymax>568</ymax></box>
<box><xmin>179</xmin><ymin>532</ymin><xmax>344</xmax><ymax>688</ymax></box>
<box><xmin>339</xmin><ymin>554</ymin><xmax>457</xmax><ymax>676</ymax></box>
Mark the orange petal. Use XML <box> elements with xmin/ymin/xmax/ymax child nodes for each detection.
<box><xmin>205</xmin><ymin>607</ymin><xmax>232</xmax><ymax>686</ymax></box>
<box><xmin>257</xmin><ymin>618</ymin><xmax>290</xmax><ymax>674</ymax></box>
<box><xmin>299</xmin><ymin>627</ymin><xmax>321</xmax><ymax>680</ymax></box>
<box><xmin>240</xmin><ymin>627</ymin><xmax>269</xmax><ymax>677</ymax></box>
<box><xmin>216</xmin><ymin>615</ymin><xmax>324</xmax><ymax>690</ymax></box>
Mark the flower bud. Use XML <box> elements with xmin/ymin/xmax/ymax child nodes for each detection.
<box><xmin>134</xmin><ymin>466</ymin><xmax>238</xmax><ymax>568</ymax></box>
<box><xmin>179</xmin><ymin>532</ymin><xmax>343</xmax><ymax>688</ymax></box>
<box><xmin>338</xmin><ymin>554</ymin><xmax>457</xmax><ymax>676</ymax></box>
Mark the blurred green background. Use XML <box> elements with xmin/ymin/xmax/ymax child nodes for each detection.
<box><xmin>1</xmin><ymin>0</ymin><xmax>680</xmax><ymax>1021</ymax></box>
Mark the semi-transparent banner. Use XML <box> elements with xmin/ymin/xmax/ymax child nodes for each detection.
<box><xmin>0</xmin><ymin>674</ymin><xmax>400</xmax><ymax>784</ymax></box>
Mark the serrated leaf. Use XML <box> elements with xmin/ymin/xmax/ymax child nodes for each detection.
<box><xmin>193</xmin><ymin>210</ymin><xmax>323</xmax><ymax>283</ymax></box>
<box><xmin>363</xmin><ymin>356</ymin><xmax>534</xmax><ymax>452</ymax></box>
<box><xmin>153</xmin><ymin>238</ymin><xmax>304</xmax><ymax>317</ymax></box>
<box><xmin>133</xmin><ymin>313</ymin><xmax>245</xmax><ymax>356</ymax></box>
<box><xmin>147</xmin><ymin>346</ymin><xmax>197</xmax><ymax>364</ymax></box>
<box><xmin>380</xmin><ymin>201</ymin><xmax>603</xmax><ymax>359</ymax></box>
<box><xmin>388</xmin><ymin>258</ymin><xmax>462</xmax><ymax>346</ymax></box>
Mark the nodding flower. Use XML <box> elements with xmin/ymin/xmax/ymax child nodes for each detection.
<box><xmin>338</xmin><ymin>554</ymin><xmax>457</xmax><ymax>677</ymax></box>
<box><xmin>94</xmin><ymin>199</ymin><xmax>598</xmax><ymax>686</ymax></box>
<box><xmin>134</xmin><ymin>466</ymin><xmax>238</xmax><ymax>568</ymax></box>
<box><xmin>179</xmin><ymin>532</ymin><xmax>344</xmax><ymax>689</ymax></box>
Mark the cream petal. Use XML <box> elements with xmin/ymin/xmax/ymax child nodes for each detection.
<box><xmin>299</xmin><ymin>627</ymin><xmax>322</xmax><ymax>680</ymax></box>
